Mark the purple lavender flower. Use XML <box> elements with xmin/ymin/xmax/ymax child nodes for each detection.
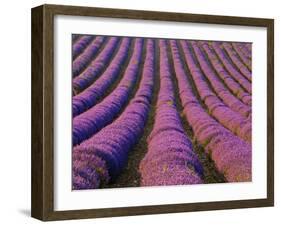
<box><xmin>72</xmin><ymin>35</ymin><xmax>94</xmax><ymax>60</ymax></box>
<box><xmin>73</xmin><ymin>39</ymin><xmax>155</xmax><ymax>189</ymax></box>
<box><xmin>139</xmin><ymin>39</ymin><xmax>204</xmax><ymax>187</ymax></box>
<box><xmin>72</xmin><ymin>36</ymin><xmax>106</xmax><ymax>78</ymax></box>
<box><xmin>170</xmin><ymin>39</ymin><xmax>252</xmax><ymax>182</ymax></box>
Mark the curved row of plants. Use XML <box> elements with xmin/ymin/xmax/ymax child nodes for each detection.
<box><xmin>72</xmin><ymin>35</ymin><xmax>252</xmax><ymax>189</ymax></box>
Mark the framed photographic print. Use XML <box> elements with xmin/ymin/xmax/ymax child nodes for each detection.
<box><xmin>31</xmin><ymin>4</ymin><xmax>274</xmax><ymax>221</ymax></box>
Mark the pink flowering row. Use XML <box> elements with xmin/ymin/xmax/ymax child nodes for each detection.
<box><xmin>232</xmin><ymin>43</ymin><xmax>252</xmax><ymax>71</ymax></box>
<box><xmin>180</xmin><ymin>40</ymin><xmax>251</xmax><ymax>143</ymax></box>
<box><xmin>245</xmin><ymin>43</ymin><xmax>252</xmax><ymax>56</ymax></box>
<box><xmin>211</xmin><ymin>42</ymin><xmax>251</xmax><ymax>94</ymax></box>
<box><xmin>72</xmin><ymin>38</ymin><xmax>132</xmax><ymax>117</ymax></box>
<box><xmin>73</xmin><ymin>39</ymin><xmax>155</xmax><ymax>189</ymax></box>
<box><xmin>200</xmin><ymin>41</ymin><xmax>251</xmax><ymax>105</ymax></box>
<box><xmin>139</xmin><ymin>39</ymin><xmax>204</xmax><ymax>187</ymax></box>
<box><xmin>235</xmin><ymin>43</ymin><xmax>252</xmax><ymax>61</ymax></box>
<box><xmin>72</xmin><ymin>35</ymin><xmax>94</xmax><ymax>60</ymax></box>
<box><xmin>222</xmin><ymin>42</ymin><xmax>252</xmax><ymax>81</ymax></box>
<box><xmin>170</xmin><ymin>40</ymin><xmax>251</xmax><ymax>182</ymax></box>
<box><xmin>72</xmin><ymin>38</ymin><xmax>144</xmax><ymax>146</ymax></box>
<box><xmin>190</xmin><ymin>41</ymin><xmax>251</xmax><ymax>118</ymax></box>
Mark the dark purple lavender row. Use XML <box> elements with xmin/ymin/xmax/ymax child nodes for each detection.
<box><xmin>180</xmin><ymin>40</ymin><xmax>251</xmax><ymax>143</ymax></box>
<box><xmin>211</xmin><ymin>42</ymin><xmax>251</xmax><ymax>94</ymax></box>
<box><xmin>72</xmin><ymin>36</ymin><xmax>106</xmax><ymax>78</ymax></box>
<box><xmin>222</xmin><ymin>42</ymin><xmax>252</xmax><ymax>81</ymax></box>
<box><xmin>73</xmin><ymin>39</ymin><xmax>155</xmax><ymax>189</ymax></box>
<box><xmin>245</xmin><ymin>43</ymin><xmax>252</xmax><ymax>56</ymax></box>
<box><xmin>170</xmin><ymin>40</ymin><xmax>251</xmax><ymax>182</ymax></box>
<box><xmin>235</xmin><ymin>43</ymin><xmax>252</xmax><ymax>61</ymax></box>
<box><xmin>72</xmin><ymin>38</ymin><xmax>144</xmax><ymax>146</ymax></box>
<box><xmin>72</xmin><ymin>35</ymin><xmax>94</xmax><ymax>60</ymax></box>
<box><xmin>139</xmin><ymin>39</ymin><xmax>203</xmax><ymax>186</ymax></box>
<box><xmin>72</xmin><ymin>38</ymin><xmax>132</xmax><ymax>117</ymax></box>
<box><xmin>189</xmin><ymin>41</ymin><xmax>251</xmax><ymax>118</ymax></box>
<box><xmin>200</xmin><ymin>42</ymin><xmax>251</xmax><ymax>105</ymax></box>
<box><xmin>232</xmin><ymin>43</ymin><xmax>252</xmax><ymax>71</ymax></box>
<box><xmin>72</xmin><ymin>37</ymin><xmax>120</xmax><ymax>94</ymax></box>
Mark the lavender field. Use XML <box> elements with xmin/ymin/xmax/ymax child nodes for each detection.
<box><xmin>72</xmin><ymin>35</ymin><xmax>252</xmax><ymax>190</ymax></box>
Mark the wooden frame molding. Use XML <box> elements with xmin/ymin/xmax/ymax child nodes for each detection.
<box><xmin>31</xmin><ymin>4</ymin><xmax>274</xmax><ymax>221</ymax></box>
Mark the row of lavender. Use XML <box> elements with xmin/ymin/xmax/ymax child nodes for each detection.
<box><xmin>73</xmin><ymin>39</ymin><xmax>155</xmax><ymax>189</ymax></box>
<box><xmin>72</xmin><ymin>38</ymin><xmax>143</xmax><ymax>146</ymax></box>
<box><xmin>139</xmin><ymin>40</ymin><xmax>204</xmax><ymax>186</ymax></box>
<box><xmin>168</xmin><ymin>40</ymin><xmax>251</xmax><ymax>182</ymax></box>
<box><xmin>200</xmin><ymin>42</ymin><xmax>251</xmax><ymax>105</ymax></box>
<box><xmin>72</xmin><ymin>38</ymin><xmax>132</xmax><ymax>117</ymax></box>
<box><xmin>140</xmin><ymin>39</ymin><xmax>251</xmax><ymax>185</ymax></box>
<box><xmin>72</xmin><ymin>35</ymin><xmax>252</xmax><ymax>120</ymax></box>
<box><xmin>72</xmin><ymin>35</ymin><xmax>252</xmax><ymax>189</ymax></box>
<box><xmin>181</xmin><ymin>41</ymin><xmax>251</xmax><ymax>143</ymax></box>
<box><xmin>73</xmin><ymin>37</ymin><xmax>120</xmax><ymax>94</ymax></box>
